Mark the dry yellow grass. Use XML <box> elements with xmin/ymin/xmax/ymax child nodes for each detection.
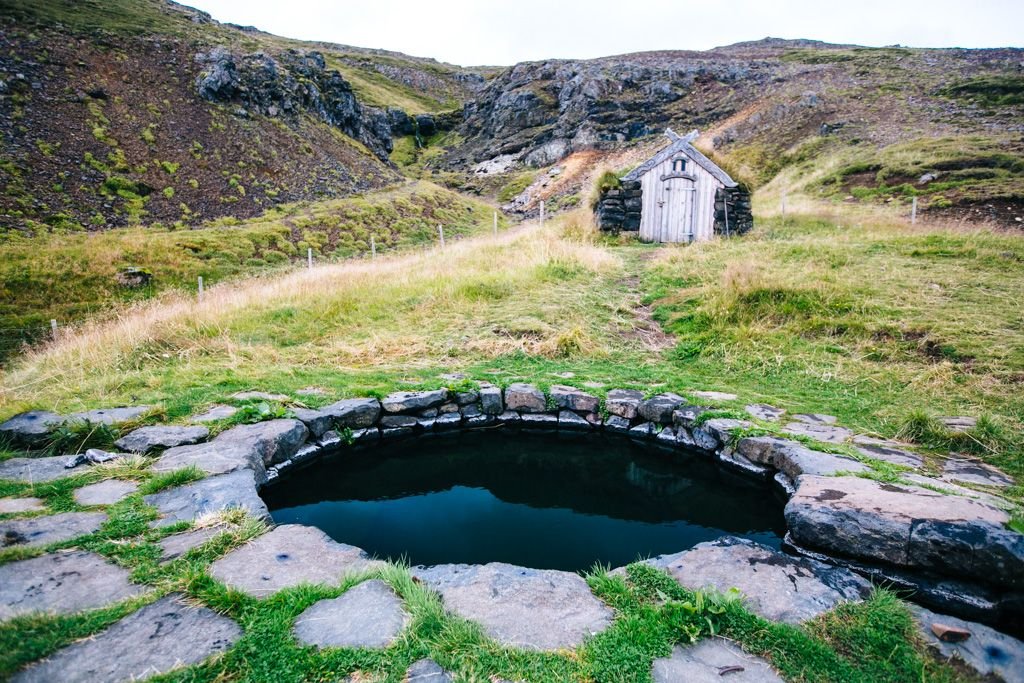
<box><xmin>0</xmin><ymin>221</ymin><xmax>621</xmax><ymax>414</ymax></box>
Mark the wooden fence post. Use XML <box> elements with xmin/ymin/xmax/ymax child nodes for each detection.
<box><xmin>50</xmin><ymin>319</ymin><xmax>58</xmax><ymax>340</ymax></box>
<box><xmin>493</xmin><ymin>211</ymin><xmax>498</xmax><ymax>236</ymax></box>
<box><xmin>197</xmin><ymin>276</ymin><xmax>204</xmax><ymax>302</ymax></box>
<box><xmin>438</xmin><ymin>224</ymin><xmax>445</xmax><ymax>249</ymax></box>
<box><xmin>370</xmin><ymin>236</ymin><xmax>376</xmax><ymax>259</ymax></box>
<box><xmin>911</xmin><ymin>196</ymin><xmax>918</xmax><ymax>225</ymax></box>
<box><xmin>307</xmin><ymin>247</ymin><xmax>313</xmax><ymax>269</ymax></box>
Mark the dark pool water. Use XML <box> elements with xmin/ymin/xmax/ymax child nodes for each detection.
<box><xmin>262</xmin><ymin>431</ymin><xmax>786</xmax><ymax>571</ymax></box>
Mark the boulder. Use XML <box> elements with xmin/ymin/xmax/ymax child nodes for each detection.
<box><xmin>785</xmin><ymin>475</ymin><xmax>1024</xmax><ymax>589</ymax></box>
<box><xmin>216</xmin><ymin>419</ymin><xmax>308</xmax><ymax>465</ymax></box>
<box><xmin>413</xmin><ymin>562</ymin><xmax>613</xmax><ymax>650</ymax></box>
<box><xmin>144</xmin><ymin>469</ymin><xmax>269</xmax><ymax>528</ymax></box>
<box><xmin>558</xmin><ymin>410</ymin><xmax>591</xmax><ymax>431</ymax></box>
<box><xmin>0</xmin><ymin>550</ymin><xmax>145</xmax><ymax>621</ymax></box>
<box><xmin>320</xmin><ymin>397</ymin><xmax>381</xmax><ymax>428</ymax></box>
<box><xmin>479</xmin><ymin>385</ymin><xmax>504</xmax><ymax>415</ymax></box>
<box><xmin>382</xmin><ymin>390</ymin><xmax>448</xmax><ymax>414</ymax></box>
<box><xmin>293</xmin><ymin>579</ymin><xmax>409</xmax><ymax>648</ymax></box>
<box><xmin>549</xmin><ymin>385</ymin><xmax>599</xmax><ymax>413</ymax></box>
<box><xmin>0</xmin><ymin>410</ymin><xmax>63</xmax><ymax>447</ymax></box>
<box><xmin>12</xmin><ymin>594</ymin><xmax>241</xmax><ymax>683</ymax></box>
<box><xmin>504</xmin><ymin>383</ymin><xmax>547</xmax><ymax>413</ymax></box>
<box><xmin>643</xmin><ymin>537</ymin><xmax>870</xmax><ymax>624</ymax></box>
<box><xmin>209</xmin><ymin>525</ymin><xmax>383</xmax><ymax>597</ymax></box>
<box><xmin>1</xmin><ymin>511</ymin><xmax>107</xmax><ymax>549</ymax></box>
<box><xmin>606</xmin><ymin>389</ymin><xmax>643</xmax><ymax>419</ymax></box>
<box><xmin>114</xmin><ymin>425</ymin><xmax>209</xmax><ymax>453</ymax></box>
<box><xmin>639</xmin><ymin>393</ymin><xmax>685</xmax><ymax>424</ymax></box>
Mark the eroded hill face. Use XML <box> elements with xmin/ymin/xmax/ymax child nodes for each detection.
<box><xmin>435</xmin><ymin>40</ymin><xmax>1024</xmax><ymax>226</ymax></box>
<box><xmin>2</xmin><ymin>2</ymin><xmax>1023</xmax><ymax>232</ymax></box>
<box><xmin>0</xmin><ymin>0</ymin><xmax>484</xmax><ymax>232</ymax></box>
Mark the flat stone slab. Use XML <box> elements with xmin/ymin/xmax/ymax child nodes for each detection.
<box><xmin>942</xmin><ymin>458</ymin><xmax>1013</xmax><ymax>488</ymax></box>
<box><xmin>691</xmin><ymin>390</ymin><xmax>739</xmax><ymax>402</ymax></box>
<box><xmin>940</xmin><ymin>416</ymin><xmax>977</xmax><ymax>432</ymax></box>
<box><xmin>0</xmin><ymin>410</ymin><xmax>63</xmax><ymax>447</ymax></box>
<box><xmin>73</xmin><ymin>479</ymin><xmax>139</xmax><ymax>506</ymax></box>
<box><xmin>413</xmin><ymin>562</ymin><xmax>613</xmax><ymax>650</ymax></box>
<box><xmin>644</xmin><ymin>537</ymin><xmax>871</xmax><ymax>624</ymax></box>
<box><xmin>209</xmin><ymin>524</ymin><xmax>383</xmax><ymax>597</ymax></box>
<box><xmin>0</xmin><ymin>456</ymin><xmax>74</xmax><ymax>483</ymax></box>
<box><xmin>911</xmin><ymin>605</ymin><xmax>1024</xmax><ymax>681</ymax></box>
<box><xmin>158</xmin><ymin>524</ymin><xmax>235</xmax><ymax>562</ymax></box>
<box><xmin>114</xmin><ymin>425</ymin><xmax>209</xmax><ymax>453</ymax></box>
<box><xmin>854</xmin><ymin>440</ymin><xmax>923</xmax><ymax>469</ymax></box>
<box><xmin>152</xmin><ymin>418</ymin><xmax>307</xmax><ymax>484</ymax></box>
<box><xmin>143</xmin><ymin>469</ymin><xmax>269</xmax><ymax>528</ymax></box>
<box><xmin>190</xmin><ymin>404</ymin><xmax>238</xmax><ymax>423</ymax></box>
<box><xmin>152</xmin><ymin>440</ymin><xmax>265</xmax><ymax>483</ymax></box>
<box><xmin>67</xmin><ymin>406</ymin><xmax>151</xmax><ymax>425</ymax></box>
<box><xmin>231</xmin><ymin>390</ymin><xmax>289</xmax><ymax>401</ymax></box>
<box><xmin>639</xmin><ymin>393</ymin><xmax>686</xmax><ymax>424</ymax></box>
<box><xmin>652</xmin><ymin>638</ymin><xmax>783</xmax><ymax>683</ymax></box>
<box><xmin>0</xmin><ymin>550</ymin><xmax>145</xmax><ymax>621</ymax></box>
<box><xmin>0</xmin><ymin>496</ymin><xmax>46</xmax><ymax>513</ymax></box>
<box><xmin>293</xmin><ymin>579</ymin><xmax>409</xmax><ymax>648</ymax></box>
<box><xmin>793</xmin><ymin>413</ymin><xmax>838</xmax><ymax>425</ymax></box>
<box><xmin>12</xmin><ymin>594</ymin><xmax>241</xmax><ymax>683</ymax></box>
<box><xmin>382</xmin><ymin>390</ymin><xmax>448</xmax><ymax>413</ymax></box>
<box><xmin>745</xmin><ymin>404</ymin><xmax>785</xmax><ymax>421</ymax></box>
<box><xmin>783</xmin><ymin>421</ymin><xmax>852</xmax><ymax>444</ymax></box>
<box><xmin>1</xmin><ymin>511</ymin><xmax>106</xmax><ymax>549</ymax></box>
<box><xmin>785</xmin><ymin>475</ymin><xmax>1024</xmax><ymax>589</ymax></box>
<box><xmin>406</xmin><ymin>658</ymin><xmax>453</xmax><ymax>682</ymax></box>
<box><xmin>736</xmin><ymin>436</ymin><xmax>867</xmax><ymax>478</ymax></box>
<box><xmin>319</xmin><ymin>398</ymin><xmax>382</xmax><ymax>428</ymax></box>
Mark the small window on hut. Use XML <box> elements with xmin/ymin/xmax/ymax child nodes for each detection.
<box><xmin>671</xmin><ymin>158</ymin><xmax>687</xmax><ymax>172</ymax></box>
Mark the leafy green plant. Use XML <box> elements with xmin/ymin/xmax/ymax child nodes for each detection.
<box><xmin>231</xmin><ymin>402</ymin><xmax>293</xmax><ymax>425</ymax></box>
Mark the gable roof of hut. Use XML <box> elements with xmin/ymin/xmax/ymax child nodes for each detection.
<box><xmin>622</xmin><ymin>129</ymin><xmax>738</xmax><ymax>188</ymax></box>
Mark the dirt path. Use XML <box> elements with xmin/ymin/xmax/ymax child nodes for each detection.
<box><xmin>613</xmin><ymin>248</ymin><xmax>676</xmax><ymax>352</ymax></box>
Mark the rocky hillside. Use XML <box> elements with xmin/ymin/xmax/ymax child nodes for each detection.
<box><xmin>0</xmin><ymin>0</ymin><xmax>487</xmax><ymax>233</ymax></box>
<box><xmin>438</xmin><ymin>39</ymin><xmax>1024</xmax><ymax>226</ymax></box>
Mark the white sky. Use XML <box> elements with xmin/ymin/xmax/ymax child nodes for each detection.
<box><xmin>184</xmin><ymin>0</ymin><xmax>1024</xmax><ymax>66</ymax></box>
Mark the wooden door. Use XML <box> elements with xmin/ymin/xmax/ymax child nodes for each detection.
<box><xmin>660</xmin><ymin>176</ymin><xmax>695</xmax><ymax>242</ymax></box>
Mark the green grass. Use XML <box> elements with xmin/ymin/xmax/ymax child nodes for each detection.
<box><xmin>2</xmin><ymin>209</ymin><xmax>1021</xmax><ymax>488</ymax></box>
<box><xmin>0</xmin><ymin>495</ymin><xmax>972</xmax><ymax>681</ymax></box>
<box><xmin>0</xmin><ymin>181</ymin><xmax>500</xmax><ymax>362</ymax></box>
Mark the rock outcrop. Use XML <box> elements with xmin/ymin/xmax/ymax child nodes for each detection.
<box><xmin>194</xmin><ymin>48</ymin><xmax>394</xmax><ymax>160</ymax></box>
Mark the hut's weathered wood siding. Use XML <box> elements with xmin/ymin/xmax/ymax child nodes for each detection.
<box><xmin>638</xmin><ymin>150</ymin><xmax>725</xmax><ymax>243</ymax></box>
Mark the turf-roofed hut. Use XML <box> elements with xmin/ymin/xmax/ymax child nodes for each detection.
<box><xmin>596</xmin><ymin>129</ymin><xmax>753</xmax><ymax>242</ymax></box>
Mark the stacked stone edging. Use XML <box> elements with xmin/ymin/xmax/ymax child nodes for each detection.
<box><xmin>1</xmin><ymin>381</ymin><xmax>1021</xmax><ymax>635</ymax></box>
<box><xmin>595</xmin><ymin>180</ymin><xmax>642</xmax><ymax>232</ymax></box>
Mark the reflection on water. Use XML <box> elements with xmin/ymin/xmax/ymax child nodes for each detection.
<box><xmin>262</xmin><ymin>430</ymin><xmax>786</xmax><ymax>571</ymax></box>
